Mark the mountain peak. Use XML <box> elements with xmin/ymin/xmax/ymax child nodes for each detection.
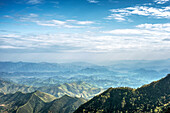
<box><xmin>59</xmin><ymin>94</ymin><xmax>74</xmax><ymax>100</ymax></box>
<box><xmin>32</xmin><ymin>90</ymin><xmax>57</xmax><ymax>103</ymax></box>
<box><xmin>165</xmin><ymin>73</ymin><xmax>170</xmax><ymax>78</ymax></box>
<box><xmin>62</xmin><ymin>94</ymin><xmax>70</xmax><ymax>97</ymax></box>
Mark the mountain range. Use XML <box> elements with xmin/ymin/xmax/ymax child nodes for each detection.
<box><xmin>0</xmin><ymin>61</ymin><xmax>95</xmax><ymax>72</ymax></box>
<box><xmin>0</xmin><ymin>74</ymin><xmax>169</xmax><ymax>113</ymax></box>
<box><xmin>0</xmin><ymin>61</ymin><xmax>170</xmax><ymax>112</ymax></box>
<box><xmin>0</xmin><ymin>78</ymin><xmax>103</xmax><ymax>99</ymax></box>
<box><xmin>0</xmin><ymin>61</ymin><xmax>169</xmax><ymax>88</ymax></box>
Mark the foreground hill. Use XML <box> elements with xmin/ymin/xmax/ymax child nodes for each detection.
<box><xmin>0</xmin><ymin>79</ymin><xmax>103</xmax><ymax>99</ymax></box>
<box><xmin>0</xmin><ymin>91</ymin><xmax>86</xmax><ymax>113</ymax></box>
<box><xmin>75</xmin><ymin>74</ymin><xmax>170</xmax><ymax>113</ymax></box>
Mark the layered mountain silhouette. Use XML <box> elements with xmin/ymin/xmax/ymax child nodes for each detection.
<box><xmin>0</xmin><ymin>61</ymin><xmax>95</xmax><ymax>72</ymax></box>
<box><xmin>0</xmin><ymin>79</ymin><xmax>103</xmax><ymax>99</ymax></box>
<box><xmin>0</xmin><ymin>91</ymin><xmax>86</xmax><ymax>113</ymax></box>
<box><xmin>75</xmin><ymin>74</ymin><xmax>170</xmax><ymax>113</ymax></box>
<box><xmin>1</xmin><ymin>74</ymin><xmax>169</xmax><ymax>113</ymax></box>
<box><xmin>1</xmin><ymin>61</ymin><xmax>169</xmax><ymax>89</ymax></box>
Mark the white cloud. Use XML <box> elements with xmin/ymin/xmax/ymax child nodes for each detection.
<box><xmin>66</xmin><ymin>20</ymin><xmax>94</xmax><ymax>25</ymax></box>
<box><xmin>1</xmin><ymin>34</ymin><xmax>21</xmax><ymax>38</ymax></box>
<box><xmin>52</xmin><ymin>20</ymin><xmax>66</xmax><ymax>25</ymax></box>
<box><xmin>87</xmin><ymin>0</ymin><xmax>99</xmax><ymax>3</ymax></box>
<box><xmin>35</xmin><ymin>21</ymin><xmax>57</xmax><ymax>26</ymax></box>
<box><xmin>154</xmin><ymin>0</ymin><xmax>169</xmax><ymax>4</ymax></box>
<box><xmin>27</xmin><ymin>0</ymin><xmax>41</xmax><ymax>4</ymax></box>
<box><xmin>63</xmin><ymin>25</ymin><xmax>84</xmax><ymax>28</ymax></box>
<box><xmin>34</xmin><ymin>20</ymin><xmax>82</xmax><ymax>28</ymax></box>
<box><xmin>106</xmin><ymin>14</ymin><xmax>125</xmax><ymax>21</ymax></box>
<box><xmin>11</xmin><ymin>13</ymin><xmax>94</xmax><ymax>28</ymax></box>
<box><xmin>102</xmin><ymin>29</ymin><xmax>170</xmax><ymax>37</ymax></box>
<box><xmin>35</xmin><ymin>20</ymin><xmax>66</xmax><ymax>27</ymax></box>
<box><xmin>3</xmin><ymin>15</ymin><xmax>13</xmax><ymax>18</ymax></box>
<box><xmin>136</xmin><ymin>23</ymin><xmax>170</xmax><ymax>31</ymax></box>
<box><xmin>76</xmin><ymin>21</ymin><xmax>94</xmax><ymax>25</ymax></box>
<box><xmin>102</xmin><ymin>23</ymin><xmax>170</xmax><ymax>36</ymax></box>
<box><xmin>101</xmin><ymin>23</ymin><xmax>170</xmax><ymax>51</ymax></box>
<box><xmin>19</xmin><ymin>13</ymin><xmax>38</xmax><ymax>22</ymax></box>
<box><xmin>33</xmin><ymin>19</ymin><xmax>94</xmax><ymax>28</ymax></box>
<box><xmin>29</xmin><ymin>13</ymin><xmax>39</xmax><ymax>17</ymax></box>
<box><xmin>107</xmin><ymin>6</ymin><xmax>170</xmax><ymax>21</ymax></box>
<box><xmin>0</xmin><ymin>46</ymin><xmax>24</xmax><ymax>49</ymax></box>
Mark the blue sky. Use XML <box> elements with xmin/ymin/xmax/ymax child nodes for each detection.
<box><xmin>0</xmin><ymin>0</ymin><xmax>170</xmax><ymax>63</ymax></box>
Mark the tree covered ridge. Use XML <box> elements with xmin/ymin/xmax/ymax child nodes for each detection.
<box><xmin>74</xmin><ymin>74</ymin><xmax>170</xmax><ymax>113</ymax></box>
<box><xmin>0</xmin><ymin>91</ymin><xmax>86</xmax><ymax>113</ymax></box>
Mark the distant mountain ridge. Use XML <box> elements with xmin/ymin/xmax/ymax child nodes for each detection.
<box><xmin>0</xmin><ymin>61</ymin><xmax>169</xmax><ymax>88</ymax></box>
<box><xmin>0</xmin><ymin>61</ymin><xmax>96</xmax><ymax>72</ymax></box>
<box><xmin>0</xmin><ymin>91</ymin><xmax>86</xmax><ymax>113</ymax></box>
<box><xmin>74</xmin><ymin>74</ymin><xmax>170</xmax><ymax>113</ymax></box>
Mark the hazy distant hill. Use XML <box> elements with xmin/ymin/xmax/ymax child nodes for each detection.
<box><xmin>108</xmin><ymin>59</ymin><xmax>170</xmax><ymax>69</ymax></box>
<box><xmin>0</xmin><ymin>91</ymin><xmax>86</xmax><ymax>113</ymax></box>
<box><xmin>0</xmin><ymin>61</ymin><xmax>95</xmax><ymax>72</ymax></box>
<box><xmin>0</xmin><ymin>61</ymin><xmax>169</xmax><ymax>88</ymax></box>
<box><xmin>75</xmin><ymin>74</ymin><xmax>170</xmax><ymax>113</ymax></box>
<box><xmin>0</xmin><ymin>78</ymin><xmax>103</xmax><ymax>99</ymax></box>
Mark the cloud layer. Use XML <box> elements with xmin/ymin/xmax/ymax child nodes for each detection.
<box><xmin>107</xmin><ymin>6</ymin><xmax>170</xmax><ymax>21</ymax></box>
<box><xmin>34</xmin><ymin>20</ymin><xmax>94</xmax><ymax>28</ymax></box>
<box><xmin>154</xmin><ymin>0</ymin><xmax>169</xmax><ymax>4</ymax></box>
<box><xmin>1</xmin><ymin>23</ymin><xmax>169</xmax><ymax>53</ymax></box>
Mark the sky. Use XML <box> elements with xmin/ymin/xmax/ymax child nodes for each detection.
<box><xmin>0</xmin><ymin>0</ymin><xmax>170</xmax><ymax>63</ymax></box>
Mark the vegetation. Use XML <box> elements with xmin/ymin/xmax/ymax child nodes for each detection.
<box><xmin>74</xmin><ymin>74</ymin><xmax>170</xmax><ymax>113</ymax></box>
<box><xmin>0</xmin><ymin>91</ymin><xmax>86</xmax><ymax>113</ymax></box>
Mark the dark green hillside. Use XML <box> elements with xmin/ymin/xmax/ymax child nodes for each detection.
<box><xmin>0</xmin><ymin>91</ymin><xmax>56</xmax><ymax>113</ymax></box>
<box><xmin>0</xmin><ymin>91</ymin><xmax>32</xmax><ymax>112</ymax></box>
<box><xmin>42</xmin><ymin>95</ymin><xmax>86</xmax><ymax>113</ymax></box>
<box><xmin>16</xmin><ymin>92</ymin><xmax>46</xmax><ymax>113</ymax></box>
<box><xmin>74</xmin><ymin>74</ymin><xmax>170</xmax><ymax>113</ymax></box>
<box><xmin>0</xmin><ymin>91</ymin><xmax>86</xmax><ymax>113</ymax></box>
